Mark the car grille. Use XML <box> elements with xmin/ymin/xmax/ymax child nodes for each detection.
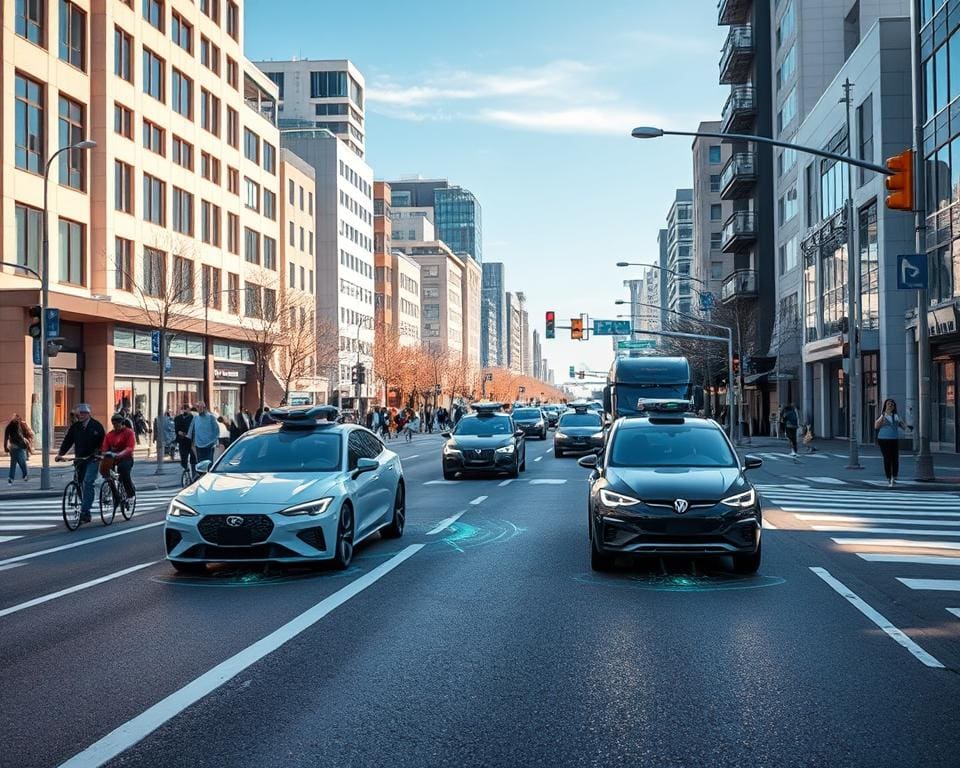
<box><xmin>464</xmin><ymin>449</ymin><xmax>495</xmax><ymax>463</ymax></box>
<box><xmin>198</xmin><ymin>514</ymin><xmax>274</xmax><ymax>545</ymax></box>
<box><xmin>181</xmin><ymin>543</ymin><xmax>301</xmax><ymax>560</ymax></box>
<box><xmin>638</xmin><ymin>518</ymin><xmax>723</xmax><ymax>535</ymax></box>
<box><xmin>296</xmin><ymin>527</ymin><xmax>327</xmax><ymax>552</ymax></box>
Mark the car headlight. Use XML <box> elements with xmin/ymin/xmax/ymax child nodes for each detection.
<box><xmin>554</xmin><ymin>432</ymin><xmax>567</xmax><ymax>439</ymax></box>
<box><xmin>721</xmin><ymin>488</ymin><xmax>756</xmax><ymax>508</ymax></box>
<box><xmin>599</xmin><ymin>489</ymin><xmax>642</xmax><ymax>508</ymax></box>
<box><xmin>591</xmin><ymin>432</ymin><xmax>605</xmax><ymax>439</ymax></box>
<box><xmin>536</xmin><ymin>421</ymin><xmax>544</xmax><ymax>427</ymax></box>
<box><xmin>443</xmin><ymin>444</ymin><xmax>461</xmax><ymax>456</ymax></box>
<box><xmin>496</xmin><ymin>444</ymin><xmax>515</xmax><ymax>454</ymax></box>
<box><xmin>168</xmin><ymin>499</ymin><xmax>198</xmax><ymax>517</ymax></box>
<box><xmin>278</xmin><ymin>497</ymin><xmax>334</xmax><ymax>516</ymax></box>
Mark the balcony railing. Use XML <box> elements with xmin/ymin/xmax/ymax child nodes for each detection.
<box><xmin>720</xmin><ymin>269</ymin><xmax>758</xmax><ymax>303</ymax></box>
<box><xmin>720</xmin><ymin>86</ymin><xmax>756</xmax><ymax>134</ymax></box>
<box><xmin>719</xmin><ymin>25</ymin><xmax>754</xmax><ymax>85</ymax></box>
<box><xmin>720</xmin><ymin>152</ymin><xmax>757</xmax><ymax>199</ymax></box>
<box><xmin>721</xmin><ymin>211</ymin><xmax>757</xmax><ymax>252</ymax></box>
<box><xmin>718</xmin><ymin>0</ymin><xmax>751</xmax><ymax>26</ymax></box>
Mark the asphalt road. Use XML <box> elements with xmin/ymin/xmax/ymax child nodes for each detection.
<box><xmin>1</xmin><ymin>434</ymin><xmax>959</xmax><ymax>768</ymax></box>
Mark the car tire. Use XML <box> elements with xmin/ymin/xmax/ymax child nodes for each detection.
<box><xmin>590</xmin><ymin>525</ymin><xmax>615</xmax><ymax>572</ymax></box>
<box><xmin>541</xmin><ymin>430</ymin><xmax>547</xmax><ymax>440</ymax></box>
<box><xmin>170</xmin><ymin>560</ymin><xmax>207</xmax><ymax>575</ymax></box>
<box><xmin>509</xmin><ymin>461</ymin><xmax>520</xmax><ymax>479</ymax></box>
<box><xmin>555</xmin><ymin>448</ymin><xmax>564</xmax><ymax>458</ymax></box>
<box><xmin>382</xmin><ymin>483</ymin><xmax>405</xmax><ymax>539</ymax></box>
<box><xmin>731</xmin><ymin>541</ymin><xmax>762</xmax><ymax>574</ymax></box>
<box><xmin>443</xmin><ymin>467</ymin><xmax>456</xmax><ymax>481</ymax></box>
<box><xmin>333</xmin><ymin>504</ymin><xmax>355</xmax><ymax>570</ymax></box>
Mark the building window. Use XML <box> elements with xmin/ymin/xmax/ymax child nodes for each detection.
<box><xmin>16</xmin><ymin>0</ymin><xmax>44</xmax><ymax>45</ymax></box>
<box><xmin>777</xmin><ymin>45</ymin><xmax>796</xmax><ymax>92</ymax></box>
<box><xmin>201</xmin><ymin>88</ymin><xmax>220</xmax><ymax>133</ymax></box>
<box><xmin>173</xmin><ymin>256</ymin><xmax>194</xmax><ymax>303</ymax></box>
<box><xmin>142</xmin><ymin>0</ymin><xmax>163</xmax><ymax>31</ymax></box>
<box><xmin>244</xmin><ymin>282</ymin><xmax>261</xmax><ymax>318</ymax></box>
<box><xmin>200</xmin><ymin>0</ymin><xmax>219</xmax><ymax>24</ymax></box>
<box><xmin>171</xmin><ymin>11</ymin><xmax>191</xmax><ymax>53</ymax></box>
<box><xmin>114</xmin><ymin>27</ymin><xmax>132</xmax><ymax>81</ymax></box>
<box><xmin>143</xmin><ymin>247</ymin><xmax>166</xmax><ymax>297</ymax></box>
<box><xmin>58</xmin><ymin>96</ymin><xmax>86</xmax><ymax>190</ymax></box>
<box><xmin>244</xmin><ymin>228</ymin><xmax>260</xmax><ymax>264</ymax></box>
<box><xmin>15</xmin><ymin>203</ymin><xmax>42</xmax><ymax>271</ymax></box>
<box><xmin>201</xmin><ymin>200</ymin><xmax>220</xmax><ymax>245</ymax></box>
<box><xmin>228</xmin><ymin>167</ymin><xmax>239</xmax><ymax>195</ymax></box>
<box><xmin>114</xmin><ymin>161</ymin><xmax>133</xmax><ymax>213</ymax></box>
<box><xmin>820</xmin><ymin>156</ymin><xmax>849</xmax><ymax>220</ymax></box>
<box><xmin>226</xmin><ymin>1</ymin><xmax>239</xmax><ymax>39</ymax></box>
<box><xmin>243</xmin><ymin>128</ymin><xmax>259</xmax><ymax>163</ymax></box>
<box><xmin>710</xmin><ymin>231</ymin><xmax>722</xmax><ymax>250</ymax></box>
<box><xmin>58</xmin><ymin>218</ymin><xmax>84</xmax><ymax>285</ymax></box>
<box><xmin>172</xmin><ymin>135</ymin><xmax>193</xmax><ymax>170</ymax></box>
<box><xmin>778</xmin><ymin>147</ymin><xmax>797</xmax><ymax>177</ymax></box>
<box><xmin>299</xmin><ymin>187</ymin><xmax>304</xmax><ymax>210</ymax></box>
<box><xmin>200</xmin><ymin>152</ymin><xmax>220</xmax><ymax>184</ymax></box>
<box><xmin>59</xmin><ymin>0</ymin><xmax>86</xmax><ymax>70</ymax></box>
<box><xmin>142</xmin><ymin>118</ymin><xmax>165</xmax><ymax>155</ymax></box>
<box><xmin>115</xmin><ymin>237</ymin><xmax>133</xmax><ymax>290</ymax></box>
<box><xmin>779</xmin><ymin>235</ymin><xmax>799</xmax><ymax>273</ymax></box>
<box><xmin>710</xmin><ymin>203</ymin><xmax>722</xmax><ymax>221</ymax></box>
<box><xmin>289</xmin><ymin>220</ymin><xmax>295</xmax><ymax>245</ymax></box>
<box><xmin>227</xmin><ymin>107</ymin><xmax>238</xmax><ymax>147</ymax></box>
<box><xmin>202</xmin><ymin>265</ymin><xmax>222</xmax><ymax>309</ymax></box>
<box><xmin>172</xmin><ymin>187</ymin><xmax>193</xmax><ymax>235</ymax></box>
<box><xmin>172</xmin><ymin>69</ymin><xmax>192</xmax><ymax>119</ymax></box>
<box><xmin>143</xmin><ymin>173</ymin><xmax>165</xmax><ymax>225</ymax></box>
<box><xmin>857</xmin><ymin>93</ymin><xmax>874</xmax><ymax>186</ymax></box>
<box><xmin>143</xmin><ymin>48</ymin><xmax>165</xmax><ymax>102</ymax></box>
<box><xmin>227</xmin><ymin>213</ymin><xmax>239</xmax><ymax>254</ymax></box>
<box><xmin>776</xmin><ymin>0</ymin><xmax>795</xmax><ymax>49</ymax></box>
<box><xmin>779</xmin><ymin>184</ymin><xmax>799</xmax><ymax>225</ymax></box>
<box><xmin>310</xmin><ymin>70</ymin><xmax>347</xmax><ymax>98</ymax></box>
<box><xmin>264</xmin><ymin>236</ymin><xmax>277</xmax><ymax>270</ymax></box>
<box><xmin>777</xmin><ymin>86</ymin><xmax>797</xmax><ymax>132</ymax></box>
<box><xmin>114</xmin><ymin>103</ymin><xmax>133</xmax><ymax>138</ymax></box>
<box><xmin>263</xmin><ymin>189</ymin><xmax>276</xmax><ymax>220</ymax></box>
<box><xmin>858</xmin><ymin>202</ymin><xmax>879</xmax><ymax>330</ymax></box>
<box><xmin>709</xmin><ymin>174</ymin><xmax>721</xmax><ymax>193</ymax></box>
<box><xmin>15</xmin><ymin>74</ymin><xmax>44</xmax><ymax>173</ymax></box>
<box><xmin>263</xmin><ymin>142</ymin><xmax>276</xmax><ymax>174</ymax></box>
<box><xmin>200</xmin><ymin>36</ymin><xmax>220</xmax><ymax>74</ymax></box>
<box><xmin>708</xmin><ymin>146</ymin><xmax>721</xmax><ymax>164</ymax></box>
<box><xmin>244</xmin><ymin>177</ymin><xmax>260</xmax><ymax>211</ymax></box>
<box><xmin>226</xmin><ymin>57</ymin><xmax>238</xmax><ymax>89</ymax></box>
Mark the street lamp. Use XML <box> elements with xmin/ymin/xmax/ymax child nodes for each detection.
<box><xmin>40</xmin><ymin>139</ymin><xmax>96</xmax><ymax>490</ymax></box>
<box><xmin>632</xmin><ymin>120</ymin><xmax>898</xmax><ymax>472</ymax></box>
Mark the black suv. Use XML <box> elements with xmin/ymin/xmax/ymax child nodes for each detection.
<box><xmin>442</xmin><ymin>405</ymin><xmax>526</xmax><ymax>479</ymax></box>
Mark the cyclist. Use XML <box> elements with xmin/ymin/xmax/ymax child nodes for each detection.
<box><xmin>101</xmin><ymin>413</ymin><xmax>136</xmax><ymax>502</ymax></box>
<box><xmin>186</xmin><ymin>401</ymin><xmax>219</xmax><ymax>464</ymax></box>
<box><xmin>55</xmin><ymin>403</ymin><xmax>105</xmax><ymax>524</ymax></box>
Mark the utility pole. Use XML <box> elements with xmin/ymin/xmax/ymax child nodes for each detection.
<box><xmin>841</xmin><ymin>78</ymin><xmax>862</xmax><ymax>470</ymax></box>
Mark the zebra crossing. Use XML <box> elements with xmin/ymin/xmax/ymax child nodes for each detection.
<box><xmin>757</xmin><ymin>483</ymin><xmax>960</xmax><ymax>623</ymax></box>
<box><xmin>0</xmin><ymin>488</ymin><xmax>178</xmax><ymax>544</ymax></box>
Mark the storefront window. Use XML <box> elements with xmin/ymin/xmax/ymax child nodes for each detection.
<box><xmin>804</xmin><ymin>261</ymin><xmax>817</xmax><ymax>342</ymax></box>
<box><xmin>933</xmin><ymin>360</ymin><xmax>957</xmax><ymax>451</ymax></box>
<box><xmin>858</xmin><ymin>203</ymin><xmax>879</xmax><ymax>330</ymax></box>
<box><xmin>114</xmin><ymin>379</ymin><xmax>201</xmax><ymax>421</ymax></box>
<box><xmin>821</xmin><ymin>244</ymin><xmax>848</xmax><ymax>335</ymax></box>
<box><xmin>862</xmin><ymin>353</ymin><xmax>878</xmax><ymax>445</ymax></box>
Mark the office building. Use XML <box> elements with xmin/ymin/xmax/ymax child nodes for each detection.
<box><xmin>692</xmin><ymin>121</ymin><xmax>732</xmax><ymax>301</ymax></box>
<box><xmin>505</xmin><ymin>291</ymin><xmax>524</xmax><ymax>374</ymax></box>
<box><xmin>390</xmin><ymin>207</ymin><xmax>435</xmax><ymax>243</ymax></box>
<box><xmin>481</xmin><ymin>262</ymin><xmax>506</xmax><ymax>367</ymax></box>
<box><xmin>1</xmin><ymin>0</ymin><xmax>282</xmax><ymax>429</ymax></box>
<box><xmin>665</xmin><ymin>190</ymin><xmax>694</xmax><ymax>315</ymax></box>
<box><xmin>532</xmin><ymin>330</ymin><xmax>542</xmax><ymax>380</ymax></box>
<box><xmin>388</xmin><ymin>177</ymin><xmax>483</xmax><ymax>262</ymax></box>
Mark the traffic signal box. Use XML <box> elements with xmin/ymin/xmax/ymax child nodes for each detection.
<box><xmin>885</xmin><ymin>149</ymin><xmax>913</xmax><ymax>211</ymax></box>
<box><xmin>28</xmin><ymin>305</ymin><xmax>42</xmax><ymax>338</ymax></box>
<box><xmin>545</xmin><ymin>311</ymin><xmax>555</xmax><ymax>339</ymax></box>
<box><xmin>570</xmin><ymin>318</ymin><xmax>584</xmax><ymax>340</ymax></box>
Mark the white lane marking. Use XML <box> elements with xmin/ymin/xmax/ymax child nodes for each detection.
<box><xmin>0</xmin><ymin>523</ymin><xmax>56</xmax><ymax>531</ymax></box>
<box><xmin>0</xmin><ymin>536</ymin><xmax>22</xmax><ymax>544</ymax></box>
<box><xmin>834</xmin><ymin>538</ymin><xmax>960</xmax><ymax>551</ymax></box>
<box><xmin>805</xmin><ymin>477</ymin><xmax>848</xmax><ymax>485</ymax></box>
<box><xmin>809</xmin><ymin>566</ymin><xmax>944</xmax><ymax>669</ymax></box>
<box><xmin>762</xmin><ymin>519</ymin><xmax>778</xmax><ymax>530</ymax></box>
<box><xmin>498</xmin><ymin>479</ymin><xmax>515</xmax><ymax>487</ymax></box>
<box><xmin>0</xmin><ymin>561</ymin><xmax>158</xmax><ymax>619</ymax></box>
<box><xmin>814</xmin><ymin>526</ymin><xmax>960</xmax><ymax>537</ymax></box>
<box><xmin>0</xmin><ymin>562</ymin><xmax>27</xmax><ymax>572</ymax></box>
<box><xmin>897</xmin><ymin>578</ymin><xmax>960</xmax><ymax>592</ymax></box>
<box><xmin>424</xmin><ymin>480</ymin><xmax>459</xmax><ymax>485</ymax></box>
<box><xmin>530</xmin><ymin>479</ymin><xmax>567</xmax><ymax>485</ymax></box>
<box><xmin>775</xmin><ymin>505</ymin><xmax>960</xmax><ymax>515</ymax></box>
<box><xmin>857</xmin><ymin>553</ymin><xmax>960</xmax><ymax>566</ymax></box>
<box><xmin>534</xmin><ymin>456</ymin><xmax>543</xmax><ymax>462</ymax></box>
<box><xmin>948</xmin><ymin>608</ymin><xmax>960</xmax><ymax>619</ymax></box>
<box><xmin>58</xmin><ymin>545</ymin><xmax>424</xmax><ymax>768</ymax></box>
<box><xmin>0</xmin><ymin>515</ymin><xmax>72</xmax><ymax>521</ymax></box>
<box><xmin>0</xmin><ymin>521</ymin><xmax>165</xmax><ymax>568</ymax></box>
<box><xmin>405</xmin><ymin>454</ymin><xmax>419</xmax><ymax>460</ymax></box>
<box><xmin>542</xmin><ymin>450</ymin><xmax>552</xmax><ymax>456</ymax></box>
<box><xmin>758</xmin><ymin>453</ymin><xmax>783</xmax><ymax>462</ymax></box>
<box><xmin>469</xmin><ymin>495</ymin><xmax>488</xmax><ymax>505</ymax></box>
<box><xmin>864</xmin><ymin>479</ymin><xmax>921</xmax><ymax>487</ymax></box>
<box><xmin>426</xmin><ymin>511</ymin><xmax>466</xmax><ymax>535</ymax></box>
<box><xmin>798</xmin><ymin>514</ymin><xmax>960</xmax><ymax>526</ymax></box>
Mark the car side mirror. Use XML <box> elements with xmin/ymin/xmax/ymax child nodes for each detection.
<box><xmin>578</xmin><ymin>454</ymin><xmax>598</xmax><ymax>469</ymax></box>
<box><xmin>196</xmin><ymin>460</ymin><xmax>212</xmax><ymax>475</ymax></box>
<box><xmin>514</xmin><ymin>430</ymin><xmax>525</xmax><ymax>438</ymax></box>
<box><xmin>743</xmin><ymin>455</ymin><xmax>763</xmax><ymax>470</ymax></box>
<box><xmin>440</xmin><ymin>431</ymin><xmax>452</xmax><ymax>439</ymax></box>
<box><xmin>353</xmin><ymin>457</ymin><xmax>378</xmax><ymax>478</ymax></box>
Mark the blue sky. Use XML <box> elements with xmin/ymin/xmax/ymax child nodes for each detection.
<box><xmin>246</xmin><ymin>0</ymin><xmax>728</xmax><ymax>384</ymax></box>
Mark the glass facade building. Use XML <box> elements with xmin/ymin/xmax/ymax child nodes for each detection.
<box><xmin>481</xmin><ymin>262</ymin><xmax>506</xmax><ymax>366</ymax></box>
<box><xmin>434</xmin><ymin>187</ymin><xmax>482</xmax><ymax>263</ymax></box>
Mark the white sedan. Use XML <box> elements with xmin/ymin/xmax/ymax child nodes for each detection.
<box><xmin>164</xmin><ymin>407</ymin><xmax>405</xmax><ymax>573</ymax></box>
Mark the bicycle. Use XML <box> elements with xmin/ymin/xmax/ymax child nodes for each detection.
<box><xmin>60</xmin><ymin>455</ymin><xmax>100</xmax><ymax>531</ymax></box>
<box><xmin>98</xmin><ymin>455</ymin><xmax>137</xmax><ymax>525</ymax></box>
<box><xmin>181</xmin><ymin>465</ymin><xmax>196</xmax><ymax>488</ymax></box>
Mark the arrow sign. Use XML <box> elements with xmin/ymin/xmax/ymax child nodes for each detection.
<box><xmin>45</xmin><ymin>308</ymin><xmax>60</xmax><ymax>337</ymax></box>
<box><xmin>897</xmin><ymin>254</ymin><xmax>927</xmax><ymax>290</ymax></box>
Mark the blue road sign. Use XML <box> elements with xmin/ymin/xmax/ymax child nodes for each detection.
<box><xmin>593</xmin><ymin>319</ymin><xmax>632</xmax><ymax>336</ymax></box>
<box><xmin>897</xmin><ymin>254</ymin><xmax>927</xmax><ymax>290</ymax></box>
<box><xmin>32</xmin><ymin>338</ymin><xmax>41</xmax><ymax>366</ymax></box>
<box><xmin>151</xmin><ymin>330</ymin><xmax>161</xmax><ymax>362</ymax></box>
<box><xmin>45</xmin><ymin>308</ymin><xmax>60</xmax><ymax>337</ymax></box>
<box><xmin>699</xmin><ymin>292</ymin><xmax>715</xmax><ymax>311</ymax></box>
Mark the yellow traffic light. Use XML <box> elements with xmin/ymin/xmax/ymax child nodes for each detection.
<box><xmin>571</xmin><ymin>318</ymin><xmax>583</xmax><ymax>340</ymax></box>
<box><xmin>885</xmin><ymin>149</ymin><xmax>913</xmax><ymax>211</ymax></box>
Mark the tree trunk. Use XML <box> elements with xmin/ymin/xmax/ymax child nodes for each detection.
<box><xmin>155</xmin><ymin>331</ymin><xmax>167</xmax><ymax>475</ymax></box>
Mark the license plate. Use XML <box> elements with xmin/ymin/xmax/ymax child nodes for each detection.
<box><xmin>217</xmin><ymin>527</ymin><xmax>253</xmax><ymax>545</ymax></box>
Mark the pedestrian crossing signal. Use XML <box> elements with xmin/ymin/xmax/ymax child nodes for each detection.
<box><xmin>571</xmin><ymin>318</ymin><xmax>584</xmax><ymax>340</ymax></box>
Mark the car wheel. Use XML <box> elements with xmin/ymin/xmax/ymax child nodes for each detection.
<box><xmin>382</xmin><ymin>483</ymin><xmax>405</xmax><ymax>539</ymax></box>
<box><xmin>443</xmin><ymin>467</ymin><xmax>456</xmax><ymax>481</ymax></box>
<box><xmin>170</xmin><ymin>560</ymin><xmax>207</xmax><ymax>575</ymax></box>
<box><xmin>555</xmin><ymin>448</ymin><xmax>564</xmax><ymax>458</ymax></box>
<box><xmin>333</xmin><ymin>504</ymin><xmax>355</xmax><ymax>570</ymax></box>
<box><xmin>731</xmin><ymin>541</ymin><xmax>762</xmax><ymax>574</ymax></box>
<box><xmin>509</xmin><ymin>461</ymin><xmax>520</xmax><ymax>479</ymax></box>
<box><xmin>590</xmin><ymin>525</ymin><xmax>615</xmax><ymax>572</ymax></box>
<box><xmin>541</xmin><ymin>430</ymin><xmax>547</xmax><ymax>440</ymax></box>
<box><xmin>520</xmin><ymin>452</ymin><xmax>526</xmax><ymax>472</ymax></box>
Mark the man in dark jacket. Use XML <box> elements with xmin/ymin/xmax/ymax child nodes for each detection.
<box><xmin>174</xmin><ymin>405</ymin><xmax>195</xmax><ymax>474</ymax></box>
<box><xmin>55</xmin><ymin>403</ymin><xmax>105</xmax><ymax>523</ymax></box>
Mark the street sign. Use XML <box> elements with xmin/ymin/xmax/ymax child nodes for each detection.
<box><xmin>897</xmin><ymin>254</ymin><xmax>927</xmax><ymax>290</ymax></box>
<box><xmin>616</xmin><ymin>340</ymin><xmax>656</xmax><ymax>350</ymax></box>
<box><xmin>32</xmin><ymin>338</ymin><xmax>41</xmax><ymax>366</ymax></box>
<box><xmin>151</xmin><ymin>330</ymin><xmax>161</xmax><ymax>362</ymax></box>
<box><xmin>593</xmin><ymin>319</ymin><xmax>632</xmax><ymax>336</ymax></box>
<box><xmin>45</xmin><ymin>308</ymin><xmax>60</xmax><ymax>337</ymax></box>
<box><xmin>699</xmin><ymin>292</ymin><xmax>715</xmax><ymax>311</ymax></box>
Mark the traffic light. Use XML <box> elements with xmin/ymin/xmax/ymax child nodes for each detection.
<box><xmin>578</xmin><ymin>370</ymin><xmax>585</xmax><ymax>379</ymax></box>
<box><xmin>350</xmin><ymin>365</ymin><xmax>359</xmax><ymax>385</ymax></box>
<box><xmin>570</xmin><ymin>318</ymin><xmax>584</xmax><ymax>340</ymax></box>
<box><xmin>357</xmin><ymin>365</ymin><xmax>366</xmax><ymax>385</ymax></box>
<box><xmin>545</xmin><ymin>311</ymin><xmax>555</xmax><ymax>339</ymax></box>
<box><xmin>568</xmin><ymin>365</ymin><xmax>575</xmax><ymax>378</ymax></box>
<box><xmin>28</xmin><ymin>305</ymin><xmax>42</xmax><ymax>339</ymax></box>
<box><xmin>885</xmin><ymin>149</ymin><xmax>914</xmax><ymax>211</ymax></box>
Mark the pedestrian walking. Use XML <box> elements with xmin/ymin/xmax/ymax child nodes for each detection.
<box><xmin>779</xmin><ymin>402</ymin><xmax>800</xmax><ymax>461</ymax></box>
<box><xmin>404</xmin><ymin>412</ymin><xmax>420</xmax><ymax>442</ymax></box>
<box><xmin>229</xmin><ymin>410</ymin><xmax>247</xmax><ymax>443</ymax></box>
<box><xmin>174</xmin><ymin>405</ymin><xmax>196</xmax><ymax>475</ymax></box>
<box><xmin>132</xmin><ymin>410</ymin><xmax>149</xmax><ymax>445</ymax></box>
<box><xmin>217</xmin><ymin>416</ymin><xmax>231</xmax><ymax>451</ymax></box>
<box><xmin>4</xmin><ymin>413</ymin><xmax>34</xmax><ymax>483</ymax></box>
<box><xmin>187</xmin><ymin>402</ymin><xmax>220</xmax><ymax>465</ymax></box>
<box><xmin>874</xmin><ymin>398</ymin><xmax>912</xmax><ymax>487</ymax></box>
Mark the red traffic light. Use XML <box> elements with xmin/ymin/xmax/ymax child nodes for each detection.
<box><xmin>545</xmin><ymin>311</ymin><xmax>556</xmax><ymax>339</ymax></box>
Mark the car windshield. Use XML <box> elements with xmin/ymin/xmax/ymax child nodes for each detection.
<box><xmin>454</xmin><ymin>417</ymin><xmax>512</xmax><ymax>436</ymax></box>
<box><xmin>609</xmin><ymin>424</ymin><xmax>736</xmax><ymax>468</ymax></box>
<box><xmin>213</xmin><ymin>430</ymin><xmax>342</xmax><ymax>473</ymax></box>
<box><xmin>559</xmin><ymin>413</ymin><xmax>601</xmax><ymax>428</ymax></box>
<box><xmin>513</xmin><ymin>409</ymin><xmax>541</xmax><ymax>419</ymax></box>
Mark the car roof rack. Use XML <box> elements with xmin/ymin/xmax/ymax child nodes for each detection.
<box><xmin>471</xmin><ymin>401</ymin><xmax>504</xmax><ymax>415</ymax></box>
<box><xmin>270</xmin><ymin>405</ymin><xmax>340</xmax><ymax>428</ymax></box>
<box><xmin>632</xmin><ymin>398</ymin><xmax>695</xmax><ymax>415</ymax></box>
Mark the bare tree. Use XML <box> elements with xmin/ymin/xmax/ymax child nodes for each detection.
<box><xmin>235</xmin><ymin>268</ymin><xmax>284</xmax><ymax>412</ymax></box>
<box><xmin>274</xmin><ymin>292</ymin><xmax>318</xmax><ymax>405</ymax></box>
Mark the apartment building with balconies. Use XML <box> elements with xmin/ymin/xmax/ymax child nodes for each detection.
<box><xmin>692</xmin><ymin>121</ymin><xmax>732</xmax><ymax>302</ymax></box>
<box><xmin>665</xmin><ymin>190</ymin><xmax>694</xmax><ymax>315</ymax></box>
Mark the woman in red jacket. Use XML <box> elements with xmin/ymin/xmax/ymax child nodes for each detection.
<box><xmin>101</xmin><ymin>413</ymin><xmax>136</xmax><ymax>500</ymax></box>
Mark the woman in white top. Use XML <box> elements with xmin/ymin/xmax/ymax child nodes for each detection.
<box><xmin>873</xmin><ymin>398</ymin><xmax>911</xmax><ymax>486</ymax></box>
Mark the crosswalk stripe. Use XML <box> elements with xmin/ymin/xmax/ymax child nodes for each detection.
<box><xmin>897</xmin><ymin>578</ymin><xmax>960</xmax><ymax>592</ymax></box>
<box><xmin>863</xmin><ymin>479</ymin><xmax>921</xmax><ymax>487</ymax></box>
<box><xmin>804</xmin><ymin>477</ymin><xmax>848</xmax><ymax>485</ymax></box>
<box><xmin>948</xmin><ymin>608</ymin><xmax>960</xmax><ymax>619</ymax></box>
<box><xmin>0</xmin><ymin>536</ymin><xmax>22</xmax><ymax>544</ymax></box>
<box><xmin>815</xmin><ymin>526</ymin><xmax>960</xmax><ymax>537</ymax></box>
<box><xmin>797</xmin><ymin>514</ymin><xmax>960</xmax><ymax>526</ymax></box>
<box><xmin>0</xmin><ymin>524</ymin><xmax>55</xmax><ymax>531</ymax></box>
<box><xmin>782</xmin><ymin>508</ymin><xmax>960</xmax><ymax>517</ymax></box>
<box><xmin>832</xmin><ymin>537</ymin><xmax>960</xmax><ymax>550</ymax></box>
<box><xmin>857</xmin><ymin>553</ymin><xmax>960</xmax><ymax>565</ymax></box>
<box><xmin>758</xmin><ymin>453</ymin><xmax>783</xmax><ymax>461</ymax></box>
<box><xmin>0</xmin><ymin>516</ymin><xmax>66</xmax><ymax>522</ymax></box>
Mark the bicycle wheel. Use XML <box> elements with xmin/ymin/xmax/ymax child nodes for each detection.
<box><xmin>181</xmin><ymin>468</ymin><xmax>192</xmax><ymax>488</ymax></box>
<box><xmin>62</xmin><ymin>481</ymin><xmax>82</xmax><ymax>531</ymax></box>
<box><xmin>99</xmin><ymin>481</ymin><xmax>117</xmax><ymax>526</ymax></box>
<box><xmin>121</xmin><ymin>487</ymin><xmax>136</xmax><ymax>520</ymax></box>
